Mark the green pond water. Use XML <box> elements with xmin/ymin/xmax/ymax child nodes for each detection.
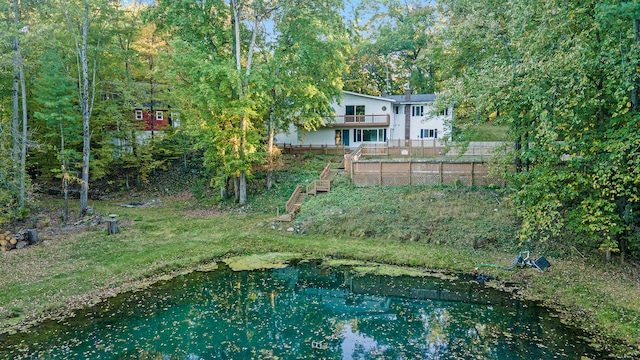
<box><xmin>0</xmin><ymin>261</ymin><xmax>605</xmax><ymax>359</ymax></box>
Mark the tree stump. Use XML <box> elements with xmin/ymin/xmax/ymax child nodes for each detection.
<box><xmin>107</xmin><ymin>217</ymin><xmax>119</xmax><ymax>235</ymax></box>
<box><xmin>27</xmin><ymin>229</ymin><xmax>38</xmax><ymax>245</ymax></box>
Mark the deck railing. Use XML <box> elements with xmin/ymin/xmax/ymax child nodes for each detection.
<box><xmin>329</xmin><ymin>114</ymin><xmax>390</xmax><ymax>127</ymax></box>
<box><xmin>279</xmin><ymin>143</ymin><xmax>349</xmax><ymax>155</ymax></box>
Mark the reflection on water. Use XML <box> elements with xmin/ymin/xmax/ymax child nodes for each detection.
<box><xmin>0</xmin><ymin>262</ymin><xmax>604</xmax><ymax>359</ymax></box>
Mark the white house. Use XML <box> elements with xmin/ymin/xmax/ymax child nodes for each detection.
<box><xmin>276</xmin><ymin>90</ymin><xmax>452</xmax><ymax>148</ymax></box>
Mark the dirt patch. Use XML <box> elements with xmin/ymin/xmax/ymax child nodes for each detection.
<box><xmin>164</xmin><ymin>191</ymin><xmax>195</xmax><ymax>201</ymax></box>
<box><xmin>182</xmin><ymin>208</ymin><xmax>224</xmax><ymax>218</ymax></box>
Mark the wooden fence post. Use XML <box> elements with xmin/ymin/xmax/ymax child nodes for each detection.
<box><xmin>350</xmin><ymin>158</ymin><xmax>354</xmax><ymax>182</ymax></box>
<box><xmin>471</xmin><ymin>162</ymin><xmax>475</xmax><ymax>186</ymax></box>
<box><xmin>379</xmin><ymin>161</ymin><xmax>383</xmax><ymax>186</ymax></box>
<box><xmin>439</xmin><ymin>162</ymin><xmax>443</xmax><ymax>185</ymax></box>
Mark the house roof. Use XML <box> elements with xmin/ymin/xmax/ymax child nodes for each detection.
<box><xmin>381</xmin><ymin>94</ymin><xmax>437</xmax><ymax>104</ymax></box>
<box><xmin>343</xmin><ymin>90</ymin><xmax>397</xmax><ymax>103</ymax></box>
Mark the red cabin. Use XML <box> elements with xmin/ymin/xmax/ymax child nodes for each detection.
<box><xmin>134</xmin><ymin>108</ymin><xmax>170</xmax><ymax>131</ymax></box>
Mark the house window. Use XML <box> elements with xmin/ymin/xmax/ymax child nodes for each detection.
<box><xmin>420</xmin><ymin>129</ymin><xmax>438</xmax><ymax>139</ymax></box>
<box><xmin>354</xmin><ymin>129</ymin><xmax>386</xmax><ymax>142</ymax></box>
<box><xmin>155</xmin><ymin>111</ymin><xmax>164</xmax><ymax>121</ymax></box>
<box><xmin>412</xmin><ymin>106</ymin><xmax>424</xmax><ymax>117</ymax></box>
<box><xmin>441</xmin><ymin>108</ymin><xmax>449</xmax><ymax>116</ymax></box>
<box><xmin>346</xmin><ymin>105</ymin><xmax>365</xmax><ymax>122</ymax></box>
<box><xmin>135</xmin><ymin>110</ymin><xmax>143</xmax><ymax>120</ymax></box>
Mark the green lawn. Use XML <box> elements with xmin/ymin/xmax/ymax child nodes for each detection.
<box><xmin>0</xmin><ymin>158</ymin><xmax>638</xmax><ymax>358</ymax></box>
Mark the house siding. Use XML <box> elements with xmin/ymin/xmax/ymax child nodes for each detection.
<box><xmin>276</xmin><ymin>91</ymin><xmax>452</xmax><ymax>149</ymax></box>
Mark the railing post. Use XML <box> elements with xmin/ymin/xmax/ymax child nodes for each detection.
<box><xmin>351</xmin><ymin>158</ymin><xmax>354</xmax><ymax>181</ymax></box>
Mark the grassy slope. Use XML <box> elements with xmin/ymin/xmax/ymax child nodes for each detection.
<box><xmin>0</xmin><ymin>155</ymin><xmax>638</xmax><ymax>357</ymax></box>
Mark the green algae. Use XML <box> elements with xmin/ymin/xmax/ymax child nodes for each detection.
<box><xmin>195</xmin><ymin>262</ymin><xmax>219</xmax><ymax>272</ymax></box>
<box><xmin>222</xmin><ymin>252</ymin><xmax>301</xmax><ymax>271</ymax></box>
<box><xmin>322</xmin><ymin>259</ymin><xmax>455</xmax><ymax>279</ymax></box>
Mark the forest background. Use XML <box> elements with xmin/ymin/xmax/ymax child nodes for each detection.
<box><xmin>1</xmin><ymin>0</ymin><xmax>639</xmax><ymax>262</ymax></box>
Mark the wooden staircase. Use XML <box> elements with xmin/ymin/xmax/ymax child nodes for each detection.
<box><xmin>276</xmin><ymin>163</ymin><xmax>337</xmax><ymax>222</ymax></box>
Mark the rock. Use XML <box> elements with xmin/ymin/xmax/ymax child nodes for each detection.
<box><xmin>286</xmin><ymin>227</ymin><xmax>294</xmax><ymax>232</ymax></box>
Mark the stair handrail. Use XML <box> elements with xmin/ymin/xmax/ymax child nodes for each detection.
<box><xmin>306</xmin><ymin>182</ymin><xmax>316</xmax><ymax>195</ymax></box>
<box><xmin>320</xmin><ymin>162</ymin><xmax>332</xmax><ymax>180</ymax></box>
<box><xmin>286</xmin><ymin>185</ymin><xmax>303</xmax><ymax>213</ymax></box>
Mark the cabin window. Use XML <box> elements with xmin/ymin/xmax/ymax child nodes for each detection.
<box><xmin>420</xmin><ymin>129</ymin><xmax>438</xmax><ymax>139</ymax></box>
<box><xmin>155</xmin><ymin>111</ymin><xmax>164</xmax><ymax>121</ymax></box>
<box><xmin>135</xmin><ymin>110</ymin><xmax>143</xmax><ymax>120</ymax></box>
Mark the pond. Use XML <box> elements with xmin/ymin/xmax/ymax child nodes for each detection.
<box><xmin>0</xmin><ymin>261</ymin><xmax>605</xmax><ymax>359</ymax></box>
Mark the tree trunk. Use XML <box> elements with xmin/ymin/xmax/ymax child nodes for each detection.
<box><xmin>267</xmin><ymin>88</ymin><xmax>276</xmax><ymax>191</ymax></box>
<box><xmin>11</xmin><ymin>0</ymin><xmax>20</xmax><ymax>191</ymax></box>
<box><xmin>27</xmin><ymin>229</ymin><xmax>38</xmax><ymax>244</ymax></box>
<box><xmin>11</xmin><ymin>0</ymin><xmax>20</xmax><ymax>164</ymax></box>
<box><xmin>60</xmin><ymin>121</ymin><xmax>69</xmax><ymax>223</ymax></box>
<box><xmin>233</xmin><ymin>175</ymin><xmax>239</xmax><ymax>202</ymax></box>
<box><xmin>79</xmin><ymin>0</ymin><xmax>91</xmax><ymax>218</ymax></box>
<box><xmin>107</xmin><ymin>219</ymin><xmax>119</xmax><ymax>235</ymax></box>
<box><xmin>150</xmin><ymin>78</ymin><xmax>154</xmax><ymax>139</ymax></box>
<box><xmin>231</xmin><ymin>0</ymin><xmax>248</xmax><ymax>205</ymax></box>
<box><xmin>19</xmin><ymin>55</ymin><xmax>27</xmax><ymax>209</ymax></box>
<box><xmin>239</xmin><ymin>171</ymin><xmax>246</xmax><ymax>205</ymax></box>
